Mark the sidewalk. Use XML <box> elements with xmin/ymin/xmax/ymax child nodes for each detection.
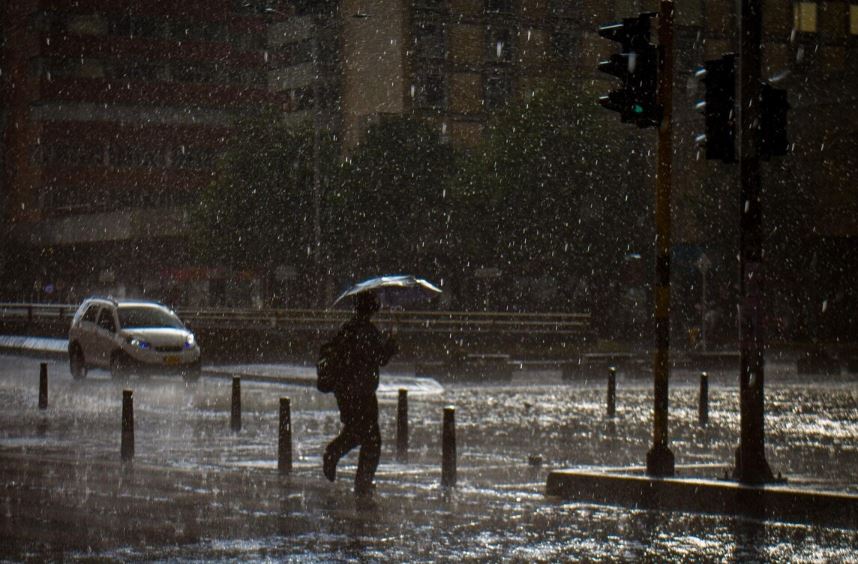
<box><xmin>1</xmin><ymin>352</ymin><xmax>856</xmax><ymax>559</ymax></box>
<box><xmin>0</xmin><ymin>334</ymin><xmax>68</xmax><ymax>356</ymax></box>
<box><xmin>0</xmin><ymin>335</ymin><xmax>444</xmax><ymax>394</ymax></box>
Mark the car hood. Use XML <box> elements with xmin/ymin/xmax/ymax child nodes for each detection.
<box><xmin>120</xmin><ymin>328</ymin><xmax>193</xmax><ymax>346</ymax></box>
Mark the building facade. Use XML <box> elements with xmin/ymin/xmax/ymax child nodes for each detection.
<box><xmin>1</xmin><ymin>0</ymin><xmax>287</xmax><ymax>304</ymax></box>
<box><xmin>3</xmin><ymin>0</ymin><xmax>856</xmax><ymax>335</ymax></box>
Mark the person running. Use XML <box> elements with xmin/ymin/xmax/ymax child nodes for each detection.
<box><xmin>323</xmin><ymin>291</ymin><xmax>397</xmax><ymax>497</ymax></box>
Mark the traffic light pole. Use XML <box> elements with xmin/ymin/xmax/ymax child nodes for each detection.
<box><xmin>646</xmin><ymin>0</ymin><xmax>675</xmax><ymax>477</ymax></box>
<box><xmin>734</xmin><ymin>0</ymin><xmax>775</xmax><ymax>484</ymax></box>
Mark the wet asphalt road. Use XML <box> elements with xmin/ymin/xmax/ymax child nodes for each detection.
<box><xmin>1</xmin><ymin>354</ymin><xmax>856</xmax><ymax>561</ymax></box>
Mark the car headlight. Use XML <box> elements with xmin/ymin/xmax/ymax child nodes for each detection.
<box><xmin>127</xmin><ymin>336</ymin><xmax>151</xmax><ymax>350</ymax></box>
<box><xmin>184</xmin><ymin>334</ymin><xmax>196</xmax><ymax>349</ymax></box>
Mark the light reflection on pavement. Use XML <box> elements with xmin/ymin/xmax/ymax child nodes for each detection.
<box><xmin>1</xmin><ymin>354</ymin><xmax>856</xmax><ymax>561</ymax></box>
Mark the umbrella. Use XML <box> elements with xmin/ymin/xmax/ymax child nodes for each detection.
<box><xmin>332</xmin><ymin>275</ymin><xmax>442</xmax><ymax>307</ymax></box>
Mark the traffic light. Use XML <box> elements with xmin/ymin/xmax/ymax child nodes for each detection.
<box><xmin>760</xmin><ymin>82</ymin><xmax>789</xmax><ymax>160</ymax></box>
<box><xmin>694</xmin><ymin>53</ymin><xmax>736</xmax><ymax>163</ymax></box>
<box><xmin>597</xmin><ymin>12</ymin><xmax>660</xmax><ymax>128</ymax></box>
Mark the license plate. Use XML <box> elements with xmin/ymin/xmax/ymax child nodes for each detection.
<box><xmin>165</xmin><ymin>356</ymin><xmax>181</xmax><ymax>365</ymax></box>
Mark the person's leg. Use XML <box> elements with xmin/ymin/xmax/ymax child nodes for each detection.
<box><xmin>324</xmin><ymin>424</ymin><xmax>360</xmax><ymax>482</ymax></box>
<box><xmin>354</xmin><ymin>419</ymin><xmax>381</xmax><ymax>494</ymax></box>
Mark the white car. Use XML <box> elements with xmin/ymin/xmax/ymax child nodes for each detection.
<box><xmin>68</xmin><ymin>297</ymin><xmax>201</xmax><ymax>381</ymax></box>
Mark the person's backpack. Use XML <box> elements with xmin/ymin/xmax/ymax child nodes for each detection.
<box><xmin>316</xmin><ymin>334</ymin><xmax>344</xmax><ymax>393</ymax></box>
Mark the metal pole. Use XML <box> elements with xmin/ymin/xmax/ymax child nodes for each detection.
<box><xmin>441</xmin><ymin>406</ymin><xmax>456</xmax><ymax>487</ymax></box>
<box><xmin>278</xmin><ymin>397</ymin><xmax>292</xmax><ymax>474</ymax></box>
<box><xmin>396</xmin><ymin>389</ymin><xmax>409</xmax><ymax>463</ymax></box>
<box><xmin>734</xmin><ymin>0</ymin><xmax>774</xmax><ymax>484</ymax></box>
<box><xmin>230</xmin><ymin>376</ymin><xmax>241</xmax><ymax>433</ymax></box>
<box><xmin>646</xmin><ymin>0</ymin><xmax>675</xmax><ymax>477</ymax></box>
<box><xmin>38</xmin><ymin>362</ymin><xmax>48</xmax><ymax>410</ymax></box>
<box><xmin>121</xmin><ymin>389</ymin><xmax>134</xmax><ymax>461</ymax></box>
<box><xmin>607</xmin><ymin>367</ymin><xmax>617</xmax><ymax>418</ymax></box>
<box><xmin>701</xmin><ymin>266</ymin><xmax>708</xmax><ymax>352</ymax></box>
<box><xmin>312</xmin><ymin>18</ymin><xmax>323</xmax><ymax>306</ymax></box>
<box><xmin>698</xmin><ymin>372</ymin><xmax>709</xmax><ymax>426</ymax></box>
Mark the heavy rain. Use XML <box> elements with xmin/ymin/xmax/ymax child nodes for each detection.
<box><xmin>1</xmin><ymin>0</ymin><xmax>857</xmax><ymax>561</ymax></box>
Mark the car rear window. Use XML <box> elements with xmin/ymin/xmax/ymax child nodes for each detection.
<box><xmin>118</xmin><ymin>306</ymin><xmax>184</xmax><ymax>329</ymax></box>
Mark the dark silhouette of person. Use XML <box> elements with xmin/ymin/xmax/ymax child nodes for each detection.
<box><xmin>323</xmin><ymin>291</ymin><xmax>397</xmax><ymax>496</ymax></box>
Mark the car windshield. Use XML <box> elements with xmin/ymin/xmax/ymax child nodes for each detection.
<box><xmin>118</xmin><ymin>306</ymin><xmax>184</xmax><ymax>330</ymax></box>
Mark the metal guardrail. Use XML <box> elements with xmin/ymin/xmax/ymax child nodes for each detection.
<box><xmin>0</xmin><ymin>302</ymin><xmax>591</xmax><ymax>337</ymax></box>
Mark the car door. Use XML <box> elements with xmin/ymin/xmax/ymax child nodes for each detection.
<box><xmin>94</xmin><ymin>307</ymin><xmax>119</xmax><ymax>366</ymax></box>
<box><xmin>76</xmin><ymin>304</ymin><xmax>102</xmax><ymax>363</ymax></box>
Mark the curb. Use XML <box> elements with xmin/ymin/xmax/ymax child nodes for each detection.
<box><xmin>546</xmin><ymin>469</ymin><xmax>858</xmax><ymax>529</ymax></box>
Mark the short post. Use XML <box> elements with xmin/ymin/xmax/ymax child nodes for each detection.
<box><xmin>230</xmin><ymin>376</ymin><xmax>241</xmax><ymax>432</ymax></box>
<box><xmin>698</xmin><ymin>371</ymin><xmax>709</xmax><ymax>426</ymax></box>
<box><xmin>607</xmin><ymin>366</ymin><xmax>617</xmax><ymax>418</ymax></box>
<box><xmin>441</xmin><ymin>406</ymin><xmax>456</xmax><ymax>487</ymax></box>
<box><xmin>396</xmin><ymin>388</ymin><xmax>408</xmax><ymax>463</ymax></box>
<box><xmin>38</xmin><ymin>363</ymin><xmax>48</xmax><ymax>410</ymax></box>
<box><xmin>278</xmin><ymin>397</ymin><xmax>292</xmax><ymax>474</ymax></box>
<box><xmin>121</xmin><ymin>389</ymin><xmax>134</xmax><ymax>461</ymax></box>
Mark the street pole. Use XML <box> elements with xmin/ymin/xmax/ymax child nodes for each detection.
<box><xmin>646</xmin><ymin>0</ymin><xmax>675</xmax><ymax>477</ymax></box>
<box><xmin>311</xmin><ymin>17</ymin><xmax>323</xmax><ymax>307</ymax></box>
<box><xmin>734</xmin><ymin>0</ymin><xmax>774</xmax><ymax>484</ymax></box>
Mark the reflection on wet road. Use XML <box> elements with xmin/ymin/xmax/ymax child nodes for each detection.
<box><xmin>1</xmin><ymin>355</ymin><xmax>856</xmax><ymax>560</ymax></box>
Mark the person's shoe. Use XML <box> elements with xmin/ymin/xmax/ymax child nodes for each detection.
<box><xmin>323</xmin><ymin>451</ymin><xmax>336</xmax><ymax>482</ymax></box>
<box><xmin>354</xmin><ymin>482</ymin><xmax>376</xmax><ymax>498</ymax></box>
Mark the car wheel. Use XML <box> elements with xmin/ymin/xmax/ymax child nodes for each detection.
<box><xmin>110</xmin><ymin>352</ymin><xmax>131</xmax><ymax>380</ymax></box>
<box><xmin>69</xmin><ymin>344</ymin><xmax>87</xmax><ymax>380</ymax></box>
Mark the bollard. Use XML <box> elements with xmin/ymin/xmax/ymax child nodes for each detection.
<box><xmin>698</xmin><ymin>372</ymin><xmax>709</xmax><ymax>426</ymax></box>
<box><xmin>278</xmin><ymin>397</ymin><xmax>292</xmax><ymax>474</ymax></box>
<box><xmin>607</xmin><ymin>366</ymin><xmax>617</xmax><ymax>417</ymax></box>
<box><xmin>396</xmin><ymin>388</ymin><xmax>408</xmax><ymax>463</ymax></box>
<box><xmin>121</xmin><ymin>389</ymin><xmax>134</xmax><ymax>461</ymax></box>
<box><xmin>441</xmin><ymin>406</ymin><xmax>456</xmax><ymax>487</ymax></box>
<box><xmin>230</xmin><ymin>376</ymin><xmax>241</xmax><ymax>432</ymax></box>
<box><xmin>38</xmin><ymin>363</ymin><xmax>48</xmax><ymax>410</ymax></box>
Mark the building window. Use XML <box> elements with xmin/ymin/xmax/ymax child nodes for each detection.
<box><xmin>110</xmin><ymin>15</ymin><xmax>164</xmax><ymax>39</ymax></box>
<box><xmin>279</xmin><ymin>40</ymin><xmax>314</xmax><ymax>65</ymax></box>
<box><xmin>850</xmin><ymin>5</ymin><xmax>858</xmax><ymax>35</ymax></box>
<box><xmin>171</xmin><ymin>61</ymin><xmax>222</xmax><ymax>84</ymax></box>
<box><xmin>415</xmin><ymin>21</ymin><xmax>446</xmax><ymax>60</ymax></box>
<box><xmin>174</xmin><ymin>20</ymin><xmax>229</xmax><ymax>43</ymax></box>
<box><xmin>44</xmin><ymin>58</ymin><xmax>106</xmax><ymax>80</ymax></box>
<box><xmin>108</xmin><ymin>145</ymin><xmax>164</xmax><ymax>168</ymax></box>
<box><xmin>415</xmin><ymin>67</ymin><xmax>447</xmax><ymax>109</ymax></box>
<box><xmin>415</xmin><ymin>0</ymin><xmax>446</xmax><ymax>11</ymax></box>
<box><xmin>66</xmin><ymin>15</ymin><xmax>108</xmax><ymax>36</ymax></box>
<box><xmin>794</xmin><ymin>2</ymin><xmax>817</xmax><ymax>33</ymax></box>
<box><xmin>108</xmin><ymin>60</ymin><xmax>161</xmax><ymax>81</ymax></box>
<box><xmin>548</xmin><ymin>0</ymin><xmax>582</xmax><ymax>18</ymax></box>
<box><xmin>485</xmin><ymin>0</ymin><xmax>513</xmax><ymax>14</ymax></box>
<box><xmin>484</xmin><ymin>73</ymin><xmax>511</xmax><ymax>110</ymax></box>
<box><xmin>487</xmin><ymin>27</ymin><xmax>513</xmax><ymax>62</ymax></box>
<box><xmin>45</xmin><ymin>143</ymin><xmax>105</xmax><ymax>167</ymax></box>
<box><xmin>173</xmin><ymin>146</ymin><xmax>218</xmax><ymax>170</ymax></box>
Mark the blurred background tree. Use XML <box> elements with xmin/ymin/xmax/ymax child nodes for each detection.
<box><xmin>325</xmin><ymin>117</ymin><xmax>456</xmax><ymax>294</ymax></box>
<box><xmin>190</xmin><ymin>113</ymin><xmax>336</xmax><ymax>306</ymax></box>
